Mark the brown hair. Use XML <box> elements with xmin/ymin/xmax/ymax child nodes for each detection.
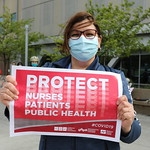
<box><xmin>62</xmin><ymin>11</ymin><xmax>101</xmax><ymax>54</ymax></box>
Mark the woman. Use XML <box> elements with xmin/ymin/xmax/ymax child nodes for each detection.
<box><xmin>0</xmin><ymin>12</ymin><xmax>141</xmax><ymax>150</ymax></box>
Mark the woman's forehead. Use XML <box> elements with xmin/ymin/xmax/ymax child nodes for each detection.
<box><xmin>72</xmin><ymin>19</ymin><xmax>96</xmax><ymax>30</ymax></box>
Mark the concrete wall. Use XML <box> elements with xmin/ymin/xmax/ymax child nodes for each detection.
<box><xmin>22</xmin><ymin>0</ymin><xmax>150</xmax><ymax>37</ymax></box>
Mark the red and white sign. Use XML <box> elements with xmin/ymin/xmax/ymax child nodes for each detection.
<box><xmin>10</xmin><ymin>66</ymin><xmax>122</xmax><ymax>142</ymax></box>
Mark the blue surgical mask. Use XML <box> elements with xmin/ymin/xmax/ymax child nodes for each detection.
<box><xmin>31</xmin><ymin>63</ymin><xmax>38</xmax><ymax>67</ymax></box>
<box><xmin>69</xmin><ymin>36</ymin><xmax>99</xmax><ymax>61</ymax></box>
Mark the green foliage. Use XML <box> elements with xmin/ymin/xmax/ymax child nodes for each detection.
<box><xmin>41</xmin><ymin>36</ymin><xmax>67</xmax><ymax>62</ymax></box>
<box><xmin>50</xmin><ymin>36</ymin><xmax>67</xmax><ymax>61</ymax></box>
<box><xmin>0</xmin><ymin>7</ymin><xmax>46</xmax><ymax>74</ymax></box>
<box><xmin>86</xmin><ymin>0</ymin><xmax>150</xmax><ymax>58</ymax></box>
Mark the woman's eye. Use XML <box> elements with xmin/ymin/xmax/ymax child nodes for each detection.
<box><xmin>71</xmin><ymin>33</ymin><xmax>80</xmax><ymax>37</ymax></box>
<box><xmin>86</xmin><ymin>33</ymin><xmax>94</xmax><ymax>37</ymax></box>
<box><xmin>87</xmin><ymin>33</ymin><xmax>93</xmax><ymax>36</ymax></box>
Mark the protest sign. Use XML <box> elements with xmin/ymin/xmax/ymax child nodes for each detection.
<box><xmin>10</xmin><ymin>66</ymin><xmax>122</xmax><ymax>142</ymax></box>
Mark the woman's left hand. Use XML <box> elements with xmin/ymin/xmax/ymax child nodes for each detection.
<box><xmin>117</xmin><ymin>95</ymin><xmax>135</xmax><ymax>134</ymax></box>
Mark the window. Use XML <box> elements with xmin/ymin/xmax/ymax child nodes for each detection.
<box><xmin>0</xmin><ymin>17</ymin><xmax>3</xmax><ymax>33</ymax></box>
<box><xmin>11</xmin><ymin>13</ymin><xmax>17</xmax><ymax>21</ymax></box>
<box><xmin>0</xmin><ymin>17</ymin><xmax>3</xmax><ymax>22</ymax></box>
<box><xmin>114</xmin><ymin>54</ymin><xmax>150</xmax><ymax>86</ymax></box>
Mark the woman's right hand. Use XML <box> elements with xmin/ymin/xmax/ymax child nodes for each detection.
<box><xmin>0</xmin><ymin>75</ymin><xmax>19</xmax><ymax>107</ymax></box>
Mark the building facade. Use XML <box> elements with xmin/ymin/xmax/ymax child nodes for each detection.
<box><xmin>0</xmin><ymin>0</ymin><xmax>150</xmax><ymax>87</ymax></box>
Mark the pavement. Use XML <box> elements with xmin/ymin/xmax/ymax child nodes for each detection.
<box><xmin>0</xmin><ymin>103</ymin><xmax>150</xmax><ymax>150</ymax></box>
<box><xmin>0</xmin><ymin>104</ymin><xmax>40</xmax><ymax>150</ymax></box>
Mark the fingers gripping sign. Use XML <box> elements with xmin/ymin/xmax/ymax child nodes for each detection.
<box><xmin>117</xmin><ymin>95</ymin><xmax>135</xmax><ymax>134</ymax></box>
<box><xmin>0</xmin><ymin>75</ymin><xmax>19</xmax><ymax>107</ymax></box>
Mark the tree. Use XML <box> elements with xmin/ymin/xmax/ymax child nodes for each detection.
<box><xmin>86</xmin><ymin>0</ymin><xmax>150</xmax><ymax>61</ymax></box>
<box><xmin>0</xmin><ymin>8</ymin><xmax>46</xmax><ymax>75</ymax></box>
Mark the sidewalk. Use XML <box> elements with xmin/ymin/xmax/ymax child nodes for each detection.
<box><xmin>120</xmin><ymin>113</ymin><xmax>150</xmax><ymax>150</ymax></box>
<box><xmin>0</xmin><ymin>103</ymin><xmax>150</xmax><ymax>150</ymax></box>
<box><xmin>0</xmin><ymin>104</ymin><xmax>39</xmax><ymax>150</ymax></box>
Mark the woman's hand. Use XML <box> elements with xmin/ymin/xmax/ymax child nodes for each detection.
<box><xmin>0</xmin><ymin>75</ymin><xmax>19</xmax><ymax>107</ymax></box>
<box><xmin>117</xmin><ymin>95</ymin><xmax>135</xmax><ymax>134</ymax></box>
